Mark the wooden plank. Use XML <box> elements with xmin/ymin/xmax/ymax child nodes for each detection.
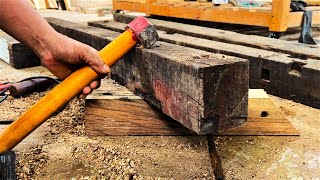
<box><xmin>117</xmin><ymin>0</ymin><xmax>146</xmax><ymax>3</ymax></box>
<box><xmin>0</xmin><ymin>151</ymin><xmax>16</xmax><ymax>180</ymax></box>
<box><xmin>84</xmin><ymin>82</ymin><xmax>191</xmax><ymax>136</ymax></box>
<box><xmin>32</xmin><ymin>0</ymin><xmax>47</xmax><ymax>9</ymax></box>
<box><xmin>89</xmin><ymin>20</ymin><xmax>320</xmax><ymax>109</ymax></box>
<box><xmin>113</xmin><ymin>0</ymin><xmax>272</xmax><ymax>26</ymax></box>
<box><xmin>112</xmin><ymin>13</ymin><xmax>320</xmax><ymax>60</ymax></box>
<box><xmin>113</xmin><ymin>0</ymin><xmax>147</xmax><ymax>12</ymax></box>
<box><xmin>85</xmin><ymin>86</ymin><xmax>299</xmax><ymax>136</ymax></box>
<box><xmin>149</xmin><ymin>2</ymin><xmax>271</xmax><ymax>27</ymax></box>
<box><xmin>288</xmin><ymin>10</ymin><xmax>320</xmax><ymax>27</ymax></box>
<box><xmin>45</xmin><ymin>0</ymin><xmax>58</xmax><ymax>9</ymax></box>
<box><xmin>0</xmin><ymin>33</ymin><xmax>40</xmax><ymax>69</ymax></box>
<box><xmin>269</xmin><ymin>0</ymin><xmax>290</xmax><ymax>32</ymax></box>
<box><xmin>63</xmin><ymin>0</ymin><xmax>72</xmax><ymax>10</ymax></box>
<box><xmin>85</xmin><ymin>96</ymin><xmax>196</xmax><ymax>136</ymax></box>
<box><xmin>46</xmin><ymin>17</ymin><xmax>249</xmax><ymax>134</ymax></box>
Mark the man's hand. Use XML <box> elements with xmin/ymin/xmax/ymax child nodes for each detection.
<box><xmin>0</xmin><ymin>0</ymin><xmax>110</xmax><ymax>98</ymax></box>
<box><xmin>40</xmin><ymin>34</ymin><xmax>110</xmax><ymax>99</ymax></box>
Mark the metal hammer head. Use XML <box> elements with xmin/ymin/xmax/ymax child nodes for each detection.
<box><xmin>126</xmin><ymin>16</ymin><xmax>159</xmax><ymax>48</ymax></box>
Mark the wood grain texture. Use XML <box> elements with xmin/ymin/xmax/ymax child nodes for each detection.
<box><xmin>0</xmin><ymin>33</ymin><xmax>40</xmax><ymax>69</ymax></box>
<box><xmin>85</xmin><ymin>99</ymin><xmax>195</xmax><ymax>136</ymax></box>
<box><xmin>85</xmin><ymin>88</ymin><xmax>299</xmax><ymax>136</ymax></box>
<box><xmin>45</xmin><ymin>0</ymin><xmax>58</xmax><ymax>9</ymax></box>
<box><xmin>112</xmin><ymin>13</ymin><xmax>320</xmax><ymax>60</ymax></box>
<box><xmin>269</xmin><ymin>0</ymin><xmax>290</xmax><ymax>32</ymax></box>
<box><xmin>219</xmin><ymin>98</ymin><xmax>299</xmax><ymax>136</ymax></box>
<box><xmin>90</xmin><ymin>19</ymin><xmax>320</xmax><ymax>109</ymax></box>
<box><xmin>46</xmin><ymin>17</ymin><xmax>249</xmax><ymax>134</ymax></box>
<box><xmin>0</xmin><ymin>151</ymin><xmax>16</xmax><ymax>180</ymax></box>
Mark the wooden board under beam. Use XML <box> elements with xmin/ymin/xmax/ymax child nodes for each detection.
<box><xmin>85</xmin><ymin>86</ymin><xmax>299</xmax><ymax>136</ymax></box>
<box><xmin>46</xmin><ymin>17</ymin><xmax>249</xmax><ymax>134</ymax></box>
<box><xmin>0</xmin><ymin>33</ymin><xmax>40</xmax><ymax>69</ymax></box>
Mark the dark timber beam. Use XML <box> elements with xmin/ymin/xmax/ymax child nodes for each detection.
<box><xmin>46</xmin><ymin>17</ymin><xmax>249</xmax><ymax>134</ymax></box>
<box><xmin>88</xmin><ymin>20</ymin><xmax>320</xmax><ymax>109</ymax></box>
<box><xmin>112</xmin><ymin>13</ymin><xmax>320</xmax><ymax>60</ymax></box>
<box><xmin>0</xmin><ymin>33</ymin><xmax>40</xmax><ymax>69</ymax></box>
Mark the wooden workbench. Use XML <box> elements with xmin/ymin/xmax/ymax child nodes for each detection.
<box><xmin>113</xmin><ymin>0</ymin><xmax>320</xmax><ymax>33</ymax></box>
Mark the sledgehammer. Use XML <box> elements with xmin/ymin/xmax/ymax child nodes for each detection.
<box><xmin>0</xmin><ymin>16</ymin><xmax>158</xmax><ymax>172</ymax></box>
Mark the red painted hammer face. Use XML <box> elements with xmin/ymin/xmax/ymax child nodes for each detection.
<box><xmin>126</xmin><ymin>16</ymin><xmax>159</xmax><ymax>48</ymax></box>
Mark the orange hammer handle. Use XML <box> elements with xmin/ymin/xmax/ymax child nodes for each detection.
<box><xmin>0</xmin><ymin>29</ymin><xmax>137</xmax><ymax>153</ymax></box>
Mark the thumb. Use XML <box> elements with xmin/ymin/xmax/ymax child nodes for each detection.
<box><xmin>81</xmin><ymin>45</ymin><xmax>111</xmax><ymax>74</ymax></box>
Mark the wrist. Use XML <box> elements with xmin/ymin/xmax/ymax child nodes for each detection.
<box><xmin>36</xmin><ymin>31</ymin><xmax>64</xmax><ymax>64</ymax></box>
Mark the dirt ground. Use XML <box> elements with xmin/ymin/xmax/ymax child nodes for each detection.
<box><xmin>0</xmin><ymin>61</ymin><xmax>213</xmax><ymax>179</ymax></box>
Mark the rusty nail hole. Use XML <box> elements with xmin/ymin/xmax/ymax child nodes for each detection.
<box><xmin>261</xmin><ymin>111</ymin><xmax>269</xmax><ymax>117</ymax></box>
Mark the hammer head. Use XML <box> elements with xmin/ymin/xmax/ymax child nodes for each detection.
<box><xmin>126</xmin><ymin>16</ymin><xmax>159</xmax><ymax>48</ymax></box>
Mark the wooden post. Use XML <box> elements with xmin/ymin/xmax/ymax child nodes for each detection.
<box><xmin>145</xmin><ymin>0</ymin><xmax>157</xmax><ymax>16</ymax></box>
<box><xmin>0</xmin><ymin>151</ymin><xmax>16</xmax><ymax>180</ymax></box>
<box><xmin>269</xmin><ymin>0</ymin><xmax>291</xmax><ymax>32</ymax></box>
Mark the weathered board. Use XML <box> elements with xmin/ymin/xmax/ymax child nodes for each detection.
<box><xmin>88</xmin><ymin>20</ymin><xmax>320</xmax><ymax>109</ymax></box>
<box><xmin>112</xmin><ymin>13</ymin><xmax>320</xmax><ymax>60</ymax></box>
<box><xmin>85</xmin><ymin>95</ymin><xmax>196</xmax><ymax>136</ymax></box>
<box><xmin>46</xmin><ymin>17</ymin><xmax>249</xmax><ymax>134</ymax></box>
<box><xmin>85</xmin><ymin>80</ymin><xmax>195</xmax><ymax>136</ymax></box>
<box><xmin>0</xmin><ymin>151</ymin><xmax>16</xmax><ymax>180</ymax></box>
<box><xmin>0</xmin><ymin>33</ymin><xmax>40</xmax><ymax>69</ymax></box>
<box><xmin>85</xmin><ymin>84</ymin><xmax>299</xmax><ymax>136</ymax></box>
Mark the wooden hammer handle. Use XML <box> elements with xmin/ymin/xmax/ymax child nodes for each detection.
<box><xmin>0</xmin><ymin>29</ymin><xmax>137</xmax><ymax>153</ymax></box>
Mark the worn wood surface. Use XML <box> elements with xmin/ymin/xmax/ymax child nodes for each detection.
<box><xmin>85</xmin><ymin>80</ymin><xmax>195</xmax><ymax>136</ymax></box>
<box><xmin>85</xmin><ymin>96</ymin><xmax>195</xmax><ymax>136</ymax></box>
<box><xmin>0</xmin><ymin>33</ymin><xmax>40</xmax><ymax>69</ymax></box>
<box><xmin>0</xmin><ymin>151</ymin><xmax>16</xmax><ymax>180</ymax></box>
<box><xmin>113</xmin><ymin>13</ymin><xmax>320</xmax><ymax>60</ymax></box>
<box><xmin>45</xmin><ymin>18</ymin><xmax>250</xmax><ymax>134</ymax></box>
<box><xmin>85</xmin><ymin>83</ymin><xmax>299</xmax><ymax>136</ymax></box>
<box><xmin>89</xmin><ymin>20</ymin><xmax>320</xmax><ymax>109</ymax></box>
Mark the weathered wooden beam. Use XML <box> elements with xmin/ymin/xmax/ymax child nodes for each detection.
<box><xmin>46</xmin><ymin>17</ymin><xmax>249</xmax><ymax>134</ymax></box>
<box><xmin>0</xmin><ymin>33</ymin><xmax>40</xmax><ymax>69</ymax></box>
<box><xmin>112</xmin><ymin>13</ymin><xmax>320</xmax><ymax>60</ymax></box>
<box><xmin>88</xmin><ymin>20</ymin><xmax>320</xmax><ymax>109</ymax></box>
<box><xmin>85</xmin><ymin>87</ymin><xmax>299</xmax><ymax>136</ymax></box>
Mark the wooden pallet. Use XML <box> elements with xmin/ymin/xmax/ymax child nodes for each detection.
<box><xmin>113</xmin><ymin>0</ymin><xmax>320</xmax><ymax>32</ymax></box>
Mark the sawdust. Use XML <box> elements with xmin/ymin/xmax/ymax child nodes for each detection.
<box><xmin>0</xmin><ymin>61</ymin><xmax>213</xmax><ymax>179</ymax></box>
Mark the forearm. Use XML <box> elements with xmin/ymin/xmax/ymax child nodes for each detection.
<box><xmin>0</xmin><ymin>0</ymin><xmax>60</xmax><ymax>59</ymax></box>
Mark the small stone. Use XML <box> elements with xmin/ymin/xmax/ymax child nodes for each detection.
<box><xmin>22</xmin><ymin>166</ymin><xmax>30</xmax><ymax>174</ymax></box>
